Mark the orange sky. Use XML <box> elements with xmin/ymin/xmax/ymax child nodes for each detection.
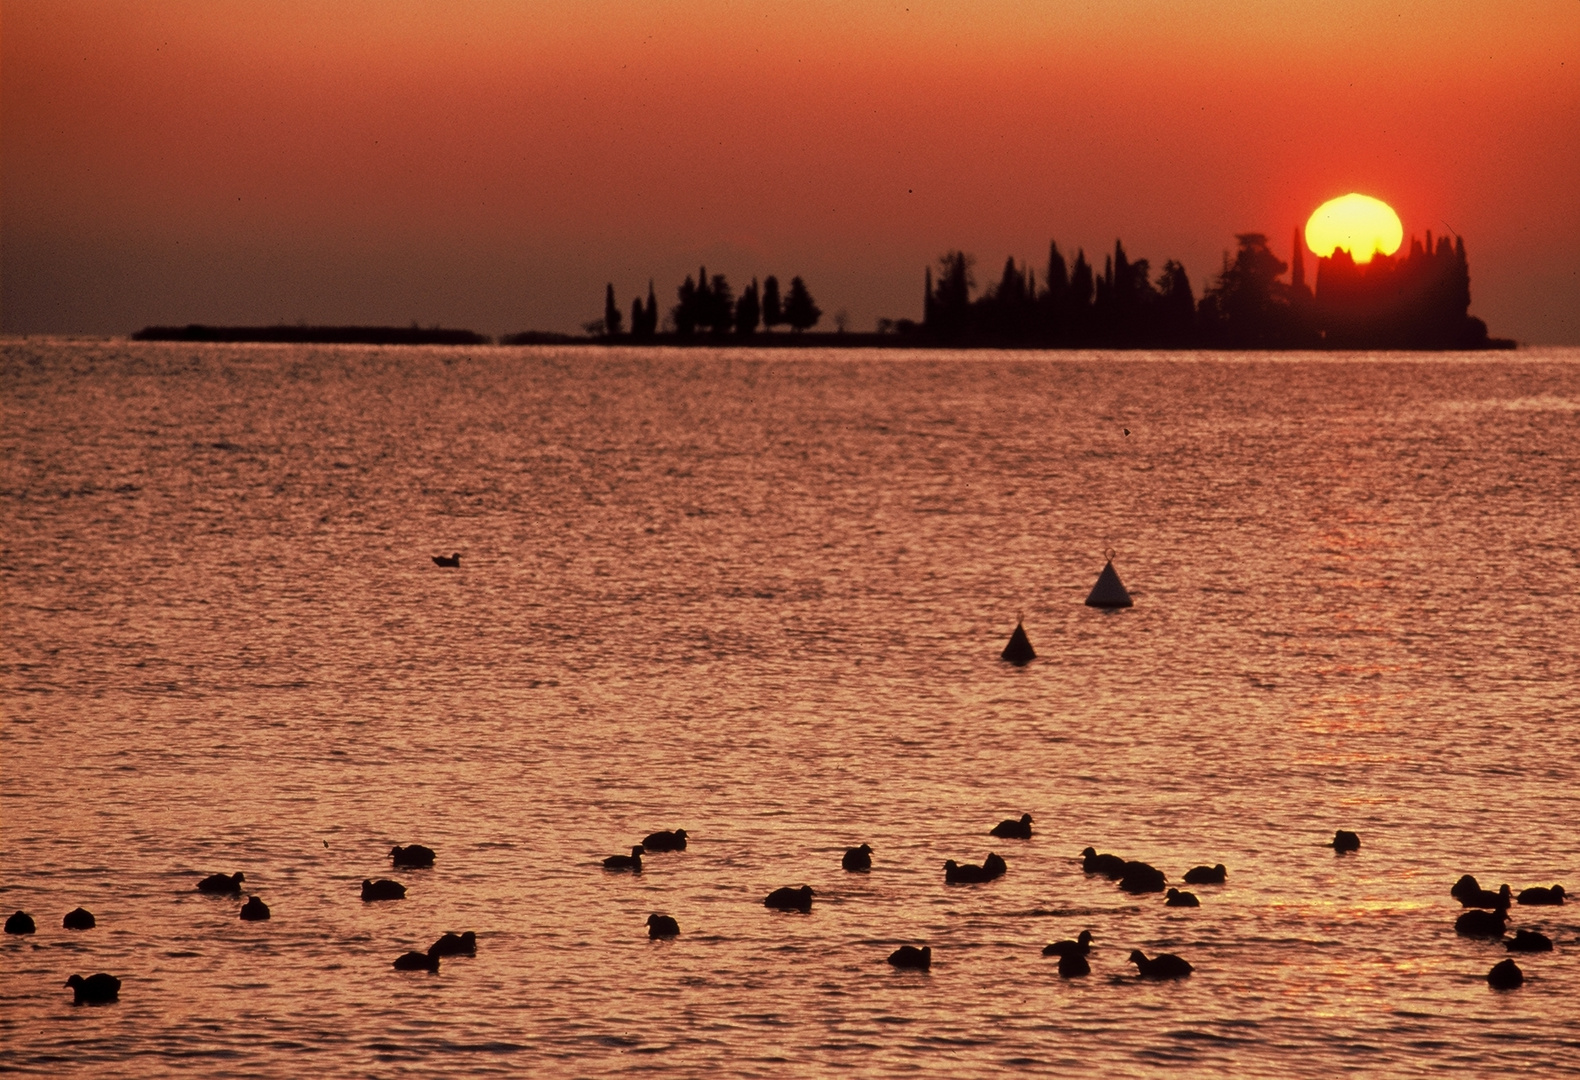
<box><xmin>4</xmin><ymin>1</ymin><xmax>1578</xmax><ymax>340</ymax></box>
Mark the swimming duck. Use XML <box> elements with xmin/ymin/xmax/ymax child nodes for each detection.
<box><xmin>764</xmin><ymin>885</ymin><xmax>814</xmax><ymax>913</ymax></box>
<box><xmin>641</xmin><ymin>829</ymin><xmax>688</xmax><ymax>852</ymax></box>
<box><xmin>603</xmin><ymin>846</ymin><xmax>644</xmax><ymax>872</ymax></box>
<box><xmin>842</xmin><ymin>844</ymin><xmax>872</xmax><ymax>872</ymax></box>
<box><xmin>361</xmin><ymin>879</ymin><xmax>407</xmax><ymax>901</ymax></box>
<box><xmin>888</xmin><ymin>945</ymin><xmax>931</xmax><ymax>970</ymax></box>
<box><xmin>390</xmin><ymin>845</ymin><xmax>436</xmax><ymax>869</ymax></box>
<box><xmin>239</xmin><ymin>896</ymin><xmax>270</xmax><ymax>921</ymax></box>
<box><xmin>65</xmin><ymin>973</ymin><xmax>120</xmax><ymax>1004</ymax></box>
<box><xmin>394</xmin><ymin>951</ymin><xmax>439</xmax><ymax>972</ymax></box>
<box><xmin>1165</xmin><ymin>888</ymin><xmax>1200</xmax><ymax>908</ymax></box>
<box><xmin>1119</xmin><ymin>861</ymin><xmax>1166</xmax><ymax>894</ymax></box>
<box><xmin>1454</xmin><ymin>908</ymin><xmax>1507</xmax><ymax>938</ymax></box>
<box><xmin>945</xmin><ymin>853</ymin><xmax>1006</xmax><ymax>884</ymax></box>
<box><xmin>1058</xmin><ymin>952</ymin><xmax>1090</xmax><ymax>978</ymax></box>
<box><xmin>63</xmin><ymin>907</ymin><xmax>96</xmax><ymax>930</ymax></box>
<box><xmin>646</xmin><ymin>915</ymin><xmax>679</xmax><ymax>939</ymax></box>
<box><xmin>1129</xmin><ymin>950</ymin><xmax>1193</xmax><ymax>980</ymax></box>
<box><xmin>1330</xmin><ymin>830</ymin><xmax>1360</xmax><ymax>853</ymax></box>
<box><xmin>197</xmin><ymin>872</ymin><xmax>245</xmax><ymax>895</ymax></box>
<box><xmin>1183</xmin><ymin>864</ymin><xmax>1227</xmax><ymax>885</ymax></box>
<box><xmin>1516</xmin><ymin>884</ymin><xmax>1566</xmax><ymax>906</ymax></box>
<box><xmin>1042</xmin><ymin>930</ymin><xmax>1093</xmax><ymax>958</ymax></box>
<box><xmin>1457</xmin><ymin>882</ymin><xmax>1511</xmax><ymax>910</ymax></box>
<box><xmin>1450</xmin><ymin>874</ymin><xmax>1481</xmax><ymax>903</ymax></box>
<box><xmin>4</xmin><ymin>911</ymin><xmax>35</xmax><ymax>935</ymax></box>
<box><xmin>1080</xmin><ymin>847</ymin><xmax>1127</xmax><ymax>879</ymax></box>
<box><xmin>990</xmin><ymin>814</ymin><xmax>1033</xmax><ymax>839</ymax></box>
<box><xmin>429</xmin><ymin>931</ymin><xmax>477</xmax><ymax>956</ymax></box>
<box><xmin>1504</xmin><ymin>929</ymin><xmax>1552</xmax><ymax>953</ymax></box>
<box><xmin>432</xmin><ymin>553</ymin><xmax>461</xmax><ymax>568</ymax></box>
<box><xmin>1486</xmin><ymin>958</ymin><xmax>1523</xmax><ymax>990</ymax></box>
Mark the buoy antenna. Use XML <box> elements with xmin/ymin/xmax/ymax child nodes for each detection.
<box><xmin>1104</xmin><ymin>546</ymin><xmax>1116</xmax><ymax>562</ymax></box>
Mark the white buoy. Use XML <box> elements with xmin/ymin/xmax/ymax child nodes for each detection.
<box><xmin>1085</xmin><ymin>550</ymin><xmax>1133</xmax><ymax>608</ymax></box>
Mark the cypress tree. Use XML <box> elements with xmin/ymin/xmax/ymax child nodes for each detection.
<box><xmin>604</xmin><ymin>283</ymin><xmax>624</xmax><ymax>337</ymax></box>
<box><xmin>762</xmin><ymin>275</ymin><xmax>784</xmax><ymax>330</ymax></box>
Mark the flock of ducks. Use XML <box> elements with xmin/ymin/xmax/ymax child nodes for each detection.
<box><xmin>10</xmin><ymin>822</ymin><xmax>1566</xmax><ymax>1004</ymax></box>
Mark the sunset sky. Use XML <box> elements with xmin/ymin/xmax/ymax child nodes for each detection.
<box><xmin>4</xmin><ymin>1</ymin><xmax>1577</xmax><ymax>341</ymax></box>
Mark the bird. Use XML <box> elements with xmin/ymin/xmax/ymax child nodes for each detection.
<box><xmin>390</xmin><ymin>845</ymin><xmax>436</xmax><ymax>869</ymax></box>
<box><xmin>1129</xmin><ymin>950</ymin><xmax>1193</xmax><ymax>980</ymax></box>
<box><xmin>603</xmin><ymin>846</ymin><xmax>644</xmax><ymax>872</ymax></box>
<box><xmin>990</xmin><ymin>814</ymin><xmax>1033</xmax><ymax>840</ymax></box>
<box><xmin>432</xmin><ymin>553</ymin><xmax>461</xmax><ymax>568</ymax></box>
<box><xmin>646</xmin><ymin>915</ymin><xmax>679</xmax><ymax>939</ymax></box>
<box><xmin>1330</xmin><ymin>830</ymin><xmax>1360</xmax><ymax>853</ymax></box>
<box><xmin>887</xmin><ymin>945</ymin><xmax>931</xmax><ymax>970</ymax></box>
<box><xmin>361</xmin><ymin>878</ymin><xmax>407</xmax><ymax>901</ymax></box>
<box><xmin>1081</xmin><ymin>847</ymin><xmax>1127</xmax><ymax>879</ymax></box>
<box><xmin>1451</xmin><ymin>874</ymin><xmax>1482</xmax><ymax>903</ymax></box>
<box><xmin>641</xmin><ymin>829</ymin><xmax>688</xmax><ymax>852</ymax></box>
<box><xmin>394</xmin><ymin>951</ymin><xmax>439</xmax><ymax>972</ymax></box>
<box><xmin>429</xmin><ymin>931</ymin><xmax>477</xmax><ymax>956</ymax></box>
<box><xmin>65</xmin><ymin>973</ymin><xmax>121</xmax><ymax>1004</ymax></box>
<box><xmin>4</xmin><ymin>911</ymin><xmax>35</xmax><ymax>935</ymax></box>
<box><xmin>1457</xmin><ymin>881</ymin><xmax>1511</xmax><ymax>910</ymax></box>
<box><xmin>1123</xmin><ymin>428</ymin><xmax>1130</xmax><ymax>436</ymax></box>
<box><xmin>945</xmin><ymin>853</ymin><xmax>1006</xmax><ymax>884</ymax></box>
<box><xmin>1165</xmin><ymin>888</ymin><xmax>1200</xmax><ymax>908</ymax></box>
<box><xmin>196</xmin><ymin>872</ymin><xmax>245</xmax><ymax>895</ymax></box>
<box><xmin>1505</xmin><ymin>929</ymin><xmax>1552</xmax><ymax>953</ymax></box>
<box><xmin>1058</xmin><ymin>952</ymin><xmax>1091</xmax><ymax>978</ymax></box>
<box><xmin>1119</xmin><ymin>861</ymin><xmax>1166</xmax><ymax>894</ymax></box>
<box><xmin>239</xmin><ymin>896</ymin><xmax>270</xmax><ymax>921</ymax></box>
<box><xmin>1486</xmin><ymin>959</ymin><xmax>1524</xmax><ymax>990</ymax></box>
<box><xmin>1455</xmin><ymin>908</ymin><xmax>1508</xmax><ymax>938</ymax></box>
<box><xmin>1184</xmin><ymin>864</ymin><xmax>1227</xmax><ymax>885</ymax></box>
<box><xmin>764</xmin><ymin>885</ymin><xmax>814</xmax><ymax>913</ymax></box>
<box><xmin>1042</xmin><ymin>930</ymin><xmax>1093</xmax><ymax>959</ymax></box>
<box><xmin>1517</xmin><ymin>884</ymin><xmax>1566</xmax><ymax>906</ymax></box>
<box><xmin>63</xmin><ymin>907</ymin><xmax>96</xmax><ymax>930</ymax></box>
<box><xmin>842</xmin><ymin>844</ymin><xmax>872</xmax><ymax>872</ymax></box>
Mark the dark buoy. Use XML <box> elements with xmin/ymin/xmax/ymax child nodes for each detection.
<box><xmin>239</xmin><ymin>896</ymin><xmax>271</xmax><ymax>921</ymax></box>
<box><xmin>1001</xmin><ymin>618</ymin><xmax>1035</xmax><ymax>665</ymax></box>
<box><xmin>1330</xmin><ymin>830</ymin><xmax>1360</xmax><ymax>853</ymax></box>
<box><xmin>1084</xmin><ymin>550</ymin><xmax>1133</xmax><ymax>609</ymax></box>
<box><xmin>63</xmin><ymin>907</ymin><xmax>96</xmax><ymax>930</ymax></box>
<box><xmin>646</xmin><ymin>915</ymin><xmax>679</xmax><ymax>939</ymax></box>
<box><xmin>887</xmin><ymin>945</ymin><xmax>931</xmax><ymax>970</ymax></box>
<box><xmin>1486</xmin><ymin>958</ymin><xmax>1523</xmax><ymax>990</ymax></box>
<box><xmin>5</xmin><ymin>911</ymin><xmax>36</xmax><ymax>935</ymax></box>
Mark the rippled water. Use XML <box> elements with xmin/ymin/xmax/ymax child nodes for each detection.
<box><xmin>3</xmin><ymin>341</ymin><xmax>1578</xmax><ymax>1077</ymax></box>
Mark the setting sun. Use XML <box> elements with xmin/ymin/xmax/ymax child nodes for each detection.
<box><xmin>1305</xmin><ymin>193</ymin><xmax>1404</xmax><ymax>264</ymax></box>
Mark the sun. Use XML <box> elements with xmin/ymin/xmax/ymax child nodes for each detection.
<box><xmin>1305</xmin><ymin>193</ymin><xmax>1403</xmax><ymax>264</ymax></box>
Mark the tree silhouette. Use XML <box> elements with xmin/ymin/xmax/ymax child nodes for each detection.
<box><xmin>735</xmin><ymin>278</ymin><xmax>761</xmax><ymax>335</ymax></box>
<box><xmin>672</xmin><ymin>273</ymin><xmax>700</xmax><ymax>336</ymax></box>
<box><xmin>1200</xmin><ymin>233</ymin><xmax>1291</xmax><ymax>347</ymax></box>
<box><xmin>604</xmin><ymin>284</ymin><xmax>624</xmax><ymax>337</ymax></box>
<box><xmin>783</xmin><ymin>276</ymin><xmax>821</xmax><ymax>331</ymax></box>
<box><xmin>704</xmin><ymin>273</ymin><xmax>734</xmax><ymax>334</ymax></box>
<box><xmin>762</xmin><ymin>275</ymin><xmax>784</xmax><ymax>331</ymax></box>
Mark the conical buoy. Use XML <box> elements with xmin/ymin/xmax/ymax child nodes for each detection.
<box><xmin>1085</xmin><ymin>549</ymin><xmax>1133</xmax><ymax>609</ymax></box>
<box><xmin>1001</xmin><ymin>617</ymin><xmax>1035</xmax><ymax>665</ymax></box>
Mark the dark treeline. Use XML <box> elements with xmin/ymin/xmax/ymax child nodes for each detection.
<box><xmin>898</xmin><ymin>230</ymin><xmax>1505</xmax><ymax>349</ymax></box>
<box><xmin>591</xmin><ymin>269</ymin><xmax>823</xmax><ymax>339</ymax></box>
<box><xmin>132</xmin><ymin>324</ymin><xmax>491</xmax><ymax>345</ymax></box>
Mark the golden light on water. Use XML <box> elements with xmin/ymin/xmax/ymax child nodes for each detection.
<box><xmin>1305</xmin><ymin>193</ymin><xmax>1403</xmax><ymax>264</ymax></box>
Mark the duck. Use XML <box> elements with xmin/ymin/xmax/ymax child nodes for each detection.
<box><xmin>361</xmin><ymin>878</ymin><xmax>407</xmax><ymax>901</ymax></box>
<box><xmin>1504</xmin><ymin>929</ymin><xmax>1552</xmax><ymax>953</ymax></box>
<box><xmin>1058</xmin><ymin>952</ymin><xmax>1091</xmax><ymax>978</ymax></box>
<box><xmin>1455</xmin><ymin>908</ymin><xmax>1507</xmax><ymax>938</ymax></box>
<box><xmin>393</xmin><ymin>951</ymin><xmax>439</xmax><ymax>972</ymax></box>
<box><xmin>432</xmin><ymin>553</ymin><xmax>461</xmax><ymax>568</ymax></box>
<box><xmin>1165</xmin><ymin>888</ymin><xmax>1200</xmax><ymax>908</ymax></box>
<box><xmin>239</xmin><ymin>896</ymin><xmax>270</xmax><ymax>921</ymax></box>
<box><xmin>4</xmin><ymin>911</ymin><xmax>35</xmax><ymax>935</ymax></box>
<box><xmin>646</xmin><ymin>915</ymin><xmax>679</xmax><ymax>939</ymax></box>
<box><xmin>196</xmin><ymin>872</ymin><xmax>245</xmax><ymax>895</ymax></box>
<box><xmin>1486</xmin><ymin>958</ymin><xmax>1523</xmax><ymax>990</ymax></box>
<box><xmin>63</xmin><ymin>907</ymin><xmax>96</xmax><ymax>930</ymax></box>
<box><xmin>888</xmin><ymin>945</ymin><xmax>931</xmax><ymax>970</ymax></box>
<box><xmin>764</xmin><ymin>885</ymin><xmax>814</xmax><ymax>913</ymax></box>
<box><xmin>990</xmin><ymin>814</ymin><xmax>1033</xmax><ymax>840</ymax></box>
<box><xmin>1330</xmin><ymin>830</ymin><xmax>1360</xmax><ymax>853</ymax></box>
<box><xmin>1042</xmin><ymin>930</ymin><xmax>1093</xmax><ymax>958</ymax></box>
<box><xmin>429</xmin><ymin>931</ymin><xmax>477</xmax><ymax>956</ymax></box>
<box><xmin>1458</xmin><ymin>882</ymin><xmax>1511</xmax><ymax>910</ymax></box>
<box><xmin>390</xmin><ymin>845</ymin><xmax>436</xmax><ymax>869</ymax></box>
<box><xmin>1517</xmin><ymin>884</ymin><xmax>1566</xmax><ymax>906</ymax></box>
<box><xmin>1129</xmin><ymin>950</ymin><xmax>1193</xmax><ymax>980</ymax></box>
<box><xmin>1183</xmin><ymin>864</ymin><xmax>1226</xmax><ymax>885</ymax></box>
<box><xmin>1119</xmin><ymin>861</ymin><xmax>1166</xmax><ymax>894</ymax></box>
<box><xmin>641</xmin><ymin>829</ymin><xmax>688</xmax><ymax>852</ymax></box>
<box><xmin>603</xmin><ymin>846</ymin><xmax>644</xmax><ymax>872</ymax></box>
<box><xmin>65</xmin><ymin>973</ymin><xmax>120</xmax><ymax>1004</ymax></box>
<box><xmin>1450</xmin><ymin>874</ymin><xmax>1482</xmax><ymax>903</ymax></box>
<box><xmin>1080</xmin><ymin>847</ymin><xmax>1127</xmax><ymax>879</ymax></box>
<box><xmin>842</xmin><ymin>844</ymin><xmax>873</xmax><ymax>872</ymax></box>
<box><xmin>944</xmin><ymin>853</ymin><xmax>1006</xmax><ymax>884</ymax></box>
